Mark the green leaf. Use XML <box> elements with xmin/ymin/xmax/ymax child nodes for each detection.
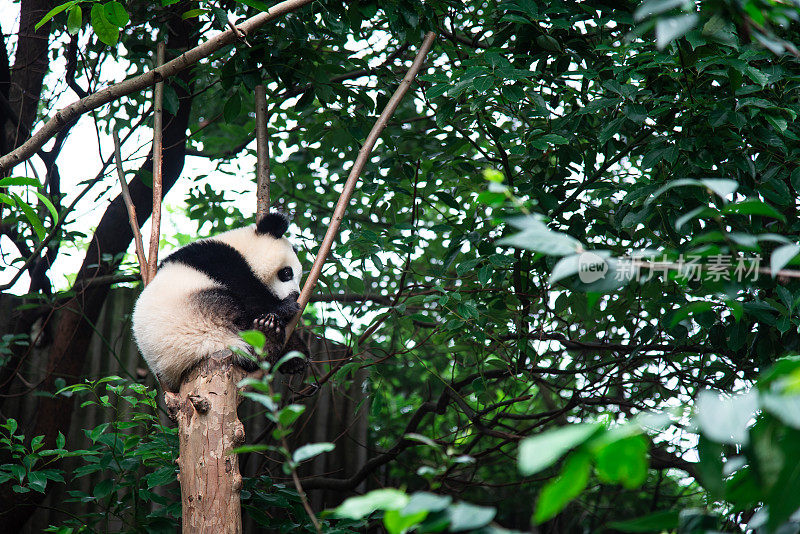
<box><xmin>223</xmin><ymin>92</ymin><xmax>241</xmax><ymax>123</ymax></box>
<box><xmin>34</xmin><ymin>1</ymin><xmax>77</xmax><ymax>30</ymax></box>
<box><xmin>292</xmin><ymin>442</ymin><xmax>334</xmax><ymax>464</ymax></box>
<box><xmin>655</xmin><ymin>13</ymin><xmax>698</xmax><ymax>49</ymax></box>
<box><xmin>549</xmin><ymin>254</ymin><xmax>581</xmax><ymax>285</ymax></box>
<box><xmin>594</xmin><ymin>435</ymin><xmax>649</xmax><ymax>489</ymax></box>
<box><xmin>483</xmin><ymin>168</ymin><xmax>504</xmax><ymax>183</ymax></box>
<box><xmin>56</xmin><ymin>432</ymin><xmax>65</xmax><ymax>449</ymax></box>
<box><xmin>533</xmin><ymin>451</ymin><xmax>592</xmax><ymax>523</ymax></box>
<box><xmin>426</xmin><ymin>84</ymin><xmax>450</xmax><ymax>99</ymax></box>
<box><xmin>334</xmin><ymin>488</ymin><xmax>409</xmax><ymax>519</ymax></box>
<box><xmin>66</xmin><ymin>5</ymin><xmax>82</xmax><ymax>35</ymax></box>
<box><xmin>668</xmin><ymin>301</ymin><xmax>714</xmax><ymax>328</ymax></box>
<box><xmin>647</xmin><ymin>178</ymin><xmax>737</xmax><ymax>204</ymax></box>
<box><xmin>675</xmin><ymin>206</ymin><xmax>718</xmax><ymax>230</ymax></box>
<box><xmin>634</xmin><ymin>0</ymin><xmax>689</xmax><ymax>21</ymax></box>
<box><xmin>27</xmin><ymin>471</ymin><xmax>47</xmax><ymax>493</ymax></box>
<box><xmin>447</xmin><ymin>502</ymin><xmax>496</xmax><ymax>532</ymax></box>
<box><xmin>0</xmin><ymin>176</ymin><xmax>40</xmax><ymax>187</ymax></box>
<box><xmin>102</xmin><ymin>1</ymin><xmax>129</xmax><ymax>27</ymax></box>
<box><xmin>607</xmin><ymin>510</ymin><xmax>680</xmax><ymax>532</ymax></box>
<box><xmin>277</xmin><ymin>404</ymin><xmax>305</xmax><ymax>428</ymax></box>
<box><xmin>231</xmin><ymin>444</ymin><xmax>270</xmax><ymax>454</ymax></box>
<box><xmin>473</xmin><ymin>76</ymin><xmax>493</xmax><ymax>93</ymax></box>
<box><xmin>701</xmin><ymin>178</ymin><xmax>739</xmax><ymax>199</ymax></box>
<box><xmin>384</xmin><ymin>509</ymin><xmax>428</xmax><ymax>534</ymax></box>
<box><xmin>346</xmin><ymin>275</ymin><xmax>365</xmax><ymax>293</ymax></box>
<box><xmin>93</xmin><ymin>479</ymin><xmax>114</xmax><ymax>499</ymax></box>
<box><xmin>499</xmin><ymin>216</ymin><xmax>581</xmax><ymax>256</ymax></box>
<box><xmin>401</xmin><ymin>492</ymin><xmax>452</xmax><ymax>516</ymax></box>
<box><xmin>33</xmin><ymin>192</ymin><xmax>58</xmax><ymax>222</ymax></box>
<box><xmin>745</xmin><ymin>66</ymin><xmax>769</xmax><ymax>86</ymax></box>
<box><xmin>722</xmin><ymin>199</ymin><xmax>786</xmax><ymax>222</ymax></box>
<box><xmin>182</xmin><ymin>8</ymin><xmax>206</xmax><ymax>20</ymax></box>
<box><xmin>12</xmin><ymin>193</ymin><xmax>46</xmax><ymax>241</ymax></box>
<box><xmin>239</xmin><ymin>330</ymin><xmax>265</xmax><ymax>350</ymax></box>
<box><xmin>519</xmin><ymin>423</ymin><xmax>599</xmax><ymax>475</ymax></box>
<box><xmin>90</xmin><ymin>4</ymin><xmax>119</xmax><ymax>45</ymax></box>
<box><xmin>240</xmin><ymin>392</ymin><xmax>276</xmax><ymax>411</ymax></box>
<box><xmin>235</xmin><ymin>0</ymin><xmax>272</xmax><ymax>11</ymax></box>
<box><xmin>770</xmin><ymin>244</ymin><xmax>800</xmax><ymax>277</ymax></box>
<box><xmin>695</xmin><ymin>390</ymin><xmax>758</xmax><ymax>445</ymax></box>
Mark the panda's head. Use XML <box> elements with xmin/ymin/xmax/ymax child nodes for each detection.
<box><xmin>252</xmin><ymin>212</ymin><xmax>302</xmax><ymax>300</ymax></box>
<box><xmin>213</xmin><ymin>212</ymin><xmax>302</xmax><ymax>301</ymax></box>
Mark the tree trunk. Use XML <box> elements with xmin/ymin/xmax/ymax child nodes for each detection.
<box><xmin>166</xmin><ymin>350</ymin><xmax>247</xmax><ymax>534</ymax></box>
<box><xmin>0</xmin><ymin>9</ymin><xmax>199</xmax><ymax>531</ymax></box>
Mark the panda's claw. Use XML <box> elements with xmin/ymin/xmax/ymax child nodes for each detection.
<box><xmin>253</xmin><ymin>313</ymin><xmax>284</xmax><ymax>339</ymax></box>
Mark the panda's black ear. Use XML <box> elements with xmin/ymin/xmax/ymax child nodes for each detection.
<box><xmin>256</xmin><ymin>212</ymin><xmax>289</xmax><ymax>238</ymax></box>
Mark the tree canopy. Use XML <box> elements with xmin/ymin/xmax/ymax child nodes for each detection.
<box><xmin>3</xmin><ymin>0</ymin><xmax>800</xmax><ymax>532</ymax></box>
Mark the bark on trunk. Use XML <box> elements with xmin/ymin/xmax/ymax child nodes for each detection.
<box><xmin>166</xmin><ymin>350</ymin><xmax>247</xmax><ymax>534</ymax></box>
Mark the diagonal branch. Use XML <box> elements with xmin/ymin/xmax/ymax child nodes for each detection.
<box><xmin>112</xmin><ymin>130</ymin><xmax>148</xmax><ymax>284</ymax></box>
<box><xmin>284</xmin><ymin>31</ymin><xmax>438</xmax><ymax>339</ymax></box>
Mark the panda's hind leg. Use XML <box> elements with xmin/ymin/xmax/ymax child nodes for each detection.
<box><xmin>189</xmin><ymin>288</ymin><xmax>259</xmax><ymax>373</ymax></box>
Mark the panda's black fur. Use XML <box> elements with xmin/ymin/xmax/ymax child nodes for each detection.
<box><xmin>160</xmin><ymin>240</ymin><xmax>300</xmax><ymax>333</ymax></box>
<box><xmin>132</xmin><ymin>212</ymin><xmax>307</xmax><ymax>391</ymax></box>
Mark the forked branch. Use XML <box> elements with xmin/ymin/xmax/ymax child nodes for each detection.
<box><xmin>112</xmin><ymin>130</ymin><xmax>148</xmax><ymax>285</ymax></box>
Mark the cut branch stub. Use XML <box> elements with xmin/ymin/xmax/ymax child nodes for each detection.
<box><xmin>171</xmin><ymin>350</ymin><xmax>247</xmax><ymax>534</ymax></box>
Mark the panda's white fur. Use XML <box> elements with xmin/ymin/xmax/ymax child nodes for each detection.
<box><xmin>132</xmin><ymin>214</ymin><xmax>304</xmax><ymax>390</ymax></box>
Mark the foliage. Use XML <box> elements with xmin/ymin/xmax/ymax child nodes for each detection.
<box><xmin>0</xmin><ymin>377</ymin><xmax>180</xmax><ymax>532</ymax></box>
<box><xmin>8</xmin><ymin>0</ymin><xmax>800</xmax><ymax>531</ymax></box>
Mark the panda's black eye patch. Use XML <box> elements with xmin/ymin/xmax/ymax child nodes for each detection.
<box><xmin>278</xmin><ymin>267</ymin><xmax>293</xmax><ymax>282</ymax></box>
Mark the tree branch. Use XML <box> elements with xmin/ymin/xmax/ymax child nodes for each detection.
<box><xmin>284</xmin><ymin>31</ymin><xmax>438</xmax><ymax>339</ymax></box>
<box><xmin>0</xmin><ymin>0</ymin><xmax>316</xmax><ymax>173</ymax></box>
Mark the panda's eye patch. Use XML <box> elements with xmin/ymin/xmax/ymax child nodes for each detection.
<box><xmin>278</xmin><ymin>267</ymin><xmax>293</xmax><ymax>282</ymax></box>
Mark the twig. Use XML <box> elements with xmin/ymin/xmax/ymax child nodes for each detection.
<box><xmin>268</xmin><ymin>381</ymin><xmax>321</xmax><ymax>533</ymax></box>
<box><xmin>148</xmin><ymin>43</ymin><xmax>165</xmax><ymax>282</ymax></box>
<box><xmin>255</xmin><ymin>84</ymin><xmax>270</xmax><ymax>216</ymax></box>
<box><xmin>0</xmin><ymin>0</ymin><xmax>316</xmax><ymax>173</ymax></box>
<box><xmin>227</xmin><ymin>19</ymin><xmax>250</xmax><ymax>47</ymax></box>
<box><xmin>284</xmin><ymin>31</ymin><xmax>438</xmax><ymax>339</ymax></box>
<box><xmin>112</xmin><ymin>130</ymin><xmax>149</xmax><ymax>285</ymax></box>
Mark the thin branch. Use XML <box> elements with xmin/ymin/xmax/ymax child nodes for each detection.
<box><xmin>148</xmin><ymin>43</ymin><xmax>165</xmax><ymax>283</ymax></box>
<box><xmin>0</xmin><ymin>0</ymin><xmax>316</xmax><ymax>173</ymax></box>
<box><xmin>112</xmin><ymin>130</ymin><xmax>148</xmax><ymax>285</ymax></box>
<box><xmin>0</xmin><ymin>111</ymin><xmax>150</xmax><ymax>292</ymax></box>
<box><xmin>268</xmin><ymin>381</ymin><xmax>320</xmax><ymax>533</ymax></box>
<box><xmin>284</xmin><ymin>31</ymin><xmax>438</xmax><ymax>339</ymax></box>
<box><xmin>255</xmin><ymin>84</ymin><xmax>270</xmax><ymax>216</ymax></box>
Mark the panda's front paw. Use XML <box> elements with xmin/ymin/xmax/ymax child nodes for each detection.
<box><xmin>253</xmin><ymin>313</ymin><xmax>284</xmax><ymax>340</ymax></box>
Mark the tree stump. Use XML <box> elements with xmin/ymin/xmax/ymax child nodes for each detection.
<box><xmin>165</xmin><ymin>350</ymin><xmax>247</xmax><ymax>534</ymax></box>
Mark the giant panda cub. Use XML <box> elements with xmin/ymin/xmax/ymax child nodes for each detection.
<box><xmin>132</xmin><ymin>212</ymin><xmax>307</xmax><ymax>391</ymax></box>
